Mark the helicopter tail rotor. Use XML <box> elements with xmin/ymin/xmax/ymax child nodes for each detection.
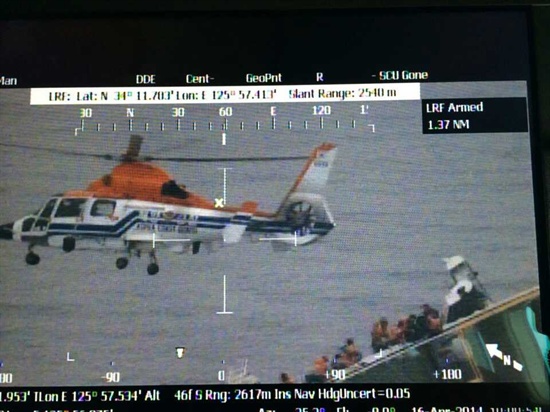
<box><xmin>286</xmin><ymin>200</ymin><xmax>315</xmax><ymax>233</ymax></box>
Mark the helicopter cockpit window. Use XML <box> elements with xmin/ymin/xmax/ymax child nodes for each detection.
<box><xmin>39</xmin><ymin>198</ymin><xmax>58</xmax><ymax>218</ymax></box>
<box><xmin>91</xmin><ymin>200</ymin><xmax>116</xmax><ymax>217</ymax></box>
<box><xmin>55</xmin><ymin>198</ymin><xmax>87</xmax><ymax>218</ymax></box>
<box><xmin>161</xmin><ymin>180</ymin><xmax>189</xmax><ymax>199</ymax></box>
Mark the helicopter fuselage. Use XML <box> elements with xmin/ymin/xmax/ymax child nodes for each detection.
<box><xmin>1</xmin><ymin>140</ymin><xmax>337</xmax><ymax>275</ymax></box>
<box><xmin>12</xmin><ymin>195</ymin><xmax>333</xmax><ymax>255</ymax></box>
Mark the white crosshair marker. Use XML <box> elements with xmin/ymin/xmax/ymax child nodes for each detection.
<box><xmin>215</xmin><ymin>167</ymin><xmax>231</xmax><ymax>208</ymax></box>
<box><xmin>259</xmin><ymin>230</ymin><xmax>299</xmax><ymax>247</ymax></box>
<box><xmin>216</xmin><ymin>275</ymin><xmax>233</xmax><ymax>314</ymax></box>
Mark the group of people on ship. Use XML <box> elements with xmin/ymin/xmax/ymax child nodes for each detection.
<box><xmin>283</xmin><ymin>304</ymin><xmax>443</xmax><ymax>383</ymax></box>
<box><xmin>371</xmin><ymin>304</ymin><xmax>442</xmax><ymax>352</ymax></box>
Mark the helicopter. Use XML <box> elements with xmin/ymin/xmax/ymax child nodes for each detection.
<box><xmin>0</xmin><ymin>136</ymin><xmax>337</xmax><ymax>275</ymax></box>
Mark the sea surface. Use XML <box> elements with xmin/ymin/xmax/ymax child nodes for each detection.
<box><xmin>0</xmin><ymin>89</ymin><xmax>542</xmax><ymax>385</ymax></box>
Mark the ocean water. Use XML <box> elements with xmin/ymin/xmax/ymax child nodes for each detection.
<box><xmin>0</xmin><ymin>89</ymin><xmax>541</xmax><ymax>385</ymax></box>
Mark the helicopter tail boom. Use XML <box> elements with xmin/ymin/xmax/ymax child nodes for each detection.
<box><xmin>267</xmin><ymin>143</ymin><xmax>336</xmax><ymax>247</ymax></box>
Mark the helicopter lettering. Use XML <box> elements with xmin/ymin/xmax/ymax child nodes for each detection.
<box><xmin>0</xmin><ymin>136</ymin><xmax>337</xmax><ymax>275</ymax></box>
<box><xmin>136</xmin><ymin>222</ymin><xmax>197</xmax><ymax>234</ymax></box>
<box><xmin>145</xmin><ymin>210</ymin><xmax>191</xmax><ymax>221</ymax></box>
<box><xmin>136</xmin><ymin>222</ymin><xmax>154</xmax><ymax>231</ymax></box>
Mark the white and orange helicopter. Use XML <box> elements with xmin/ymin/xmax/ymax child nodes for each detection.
<box><xmin>0</xmin><ymin>136</ymin><xmax>337</xmax><ymax>275</ymax></box>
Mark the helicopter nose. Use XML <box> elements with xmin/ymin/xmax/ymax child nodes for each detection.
<box><xmin>0</xmin><ymin>222</ymin><xmax>14</xmax><ymax>240</ymax></box>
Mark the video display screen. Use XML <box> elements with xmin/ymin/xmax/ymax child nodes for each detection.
<box><xmin>0</xmin><ymin>6</ymin><xmax>548</xmax><ymax>410</ymax></box>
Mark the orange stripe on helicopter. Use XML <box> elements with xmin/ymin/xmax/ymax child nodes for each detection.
<box><xmin>63</xmin><ymin>144</ymin><xmax>334</xmax><ymax>217</ymax></box>
<box><xmin>64</xmin><ymin>162</ymin><xmax>262</xmax><ymax>214</ymax></box>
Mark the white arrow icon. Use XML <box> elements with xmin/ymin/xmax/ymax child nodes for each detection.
<box><xmin>485</xmin><ymin>343</ymin><xmax>523</xmax><ymax>372</ymax></box>
<box><xmin>485</xmin><ymin>344</ymin><xmax>503</xmax><ymax>360</ymax></box>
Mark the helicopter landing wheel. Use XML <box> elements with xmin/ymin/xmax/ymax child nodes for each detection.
<box><xmin>25</xmin><ymin>251</ymin><xmax>40</xmax><ymax>265</ymax></box>
<box><xmin>147</xmin><ymin>263</ymin><xmax>159</xmax><ymax>275</ymax></box>
<box><xmin>116</xmin><ymin>257</ymin><xmax>129</xmax><ymax>270</ymax></box>
<box><xmin>147</xmin><ymin>250</ymin><xmax>159</xmax><ymax>275</ymax></box>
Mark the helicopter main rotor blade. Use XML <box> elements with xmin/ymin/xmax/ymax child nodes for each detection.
<box><xmin>0</xmin><ymin>142</ymin><xmax>116</xmax><ymax>160</ymax></box>
<box><xmin>142</xmin><ymin>155</ymin><xmax>309</xmax><ymax>162</ymax></box>
<box><xmin>0</xmin><ymin>142</ymin><xmax>308</xmax><ymax>162</ymax></box>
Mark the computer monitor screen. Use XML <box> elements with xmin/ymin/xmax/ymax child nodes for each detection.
<box><xmin>0</xmin><ymin>5</ymin><xmax>548</xmax><ymax>410</ymax></box>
